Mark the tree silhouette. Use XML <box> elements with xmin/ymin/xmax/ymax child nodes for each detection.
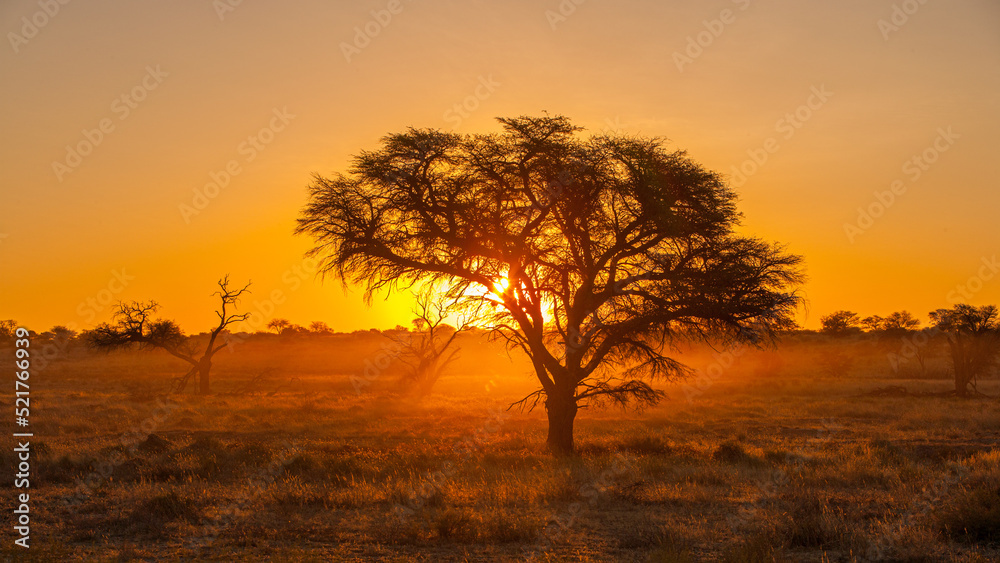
<box><xmin>387</xmin><ymin>293</ymin><xmax>470</xmax><ymax>396</ymax></box>
<box><xmin>49</xmin><ymin>325</ymin><xmax>78</xmax><ymax>341</ymax></box>
<box><xmin>297</xmin><ymin>115</ymin><xmax>803</xmax><ymax>454</ymax></box>
<box><xmin>309</xmin><ymin>321</ymin><xmax>333</xmax><ymax>334</ymax></box>
<box><xmin>929</xmin><ymin>304</ymin><xmax>1000</xmax><ymax>397</ymax></box>
<box><xmin>882</xmin><ymin>311</ymin><xmax>920</xmax><ymax>335</ymax></box>
<box><xmin>861</xmin><ymin>311</ymin><xmax>919</xmax><ymax>335</ymax></box>
<box><xmin>0</xmin><ymin>319</ymin><xmax>17</xmax><ymax>342</ymax></box>
<box><xmin>267</xmin><ymin>318</ymin><xmax>291</xmax><ymax>334</ymax></box>
<box><xmin>88</xmin><ymin>276</ymin><xmax>250</xmax><ymax>394</ymax></box>
<box><xmin>820</xmin><ymin>310</ymin><xmax>860</xmax><ymax>336</ymax></box>
<box><xmin>860</xmin><ymin>315</ymin><xmax>884</xmax><ymax>333</ymax></box>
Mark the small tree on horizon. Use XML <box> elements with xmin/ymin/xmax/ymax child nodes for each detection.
<box><xmin>297</xmin><ymin>115</ymin><xmax>803</xmax><ymax>455</ymax></box>
<box><xmin>267</xmin><ymin>318</ymin><xmax>292</xmax><ymax>334</ymax></box>
<box><xmin>308</xmin><ymin>321</ymin><xmax>333</xmax><ymax>334</ymax></box>
<box><xmin>88</xmin><ymin>276</ymin><xmax>251</xmax><ymax>394</ymax></box>
<box><xmin>861</xmin><ymin>311</ymin><xmax>919</xmax><ymax>336</ymax></box>
<box><xmin>861</xmin><ymin>315</ymin><xmax>884</xmax><ymax>333</ymax></box>
<box><xmin>820</xmin><ymin>310</ymin><xmax>861</xmax><ymax>336</ymax></box>
<box><xmin>929</xmin><ymin>304</ymin><xmax>1000</xmax><ymax>397</ymax></box>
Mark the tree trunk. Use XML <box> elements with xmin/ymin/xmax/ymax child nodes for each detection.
<box><xmin>198</xmin><ymin>359</ymin><xmax>212</xmax><ymax>395</ymax></box>
<box><xmin>953</xmin><ymin>343</ymin><xmax>970</xmax><ymax>397</ymax></box>
<box><xmin>955</xmin><ymin>369</ymin><xmax>970</xmax><ymax>397</ymax></box>
<box><xmin>545</xmin><ymin>390</ymin><xmax>578</xmax><ymax>456</ymax></box>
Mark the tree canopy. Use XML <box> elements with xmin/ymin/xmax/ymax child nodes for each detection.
<box><xmin>929</xmin><ymin>304</ymin><xmax>1000</xmax><ymax>396</ymax></box>
<box><xmin>297</xmin><ymin>115</ymin><xmax>804</xmax><ymax>453</ymax></box>
<box><xmin>820</xmin><ymin>310</ymin><xmax>861</xmax><ymax>335</ymax></box>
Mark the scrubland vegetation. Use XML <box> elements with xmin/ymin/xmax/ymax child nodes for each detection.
<box><xmin>2</xmin><ymin>329</ymin><xmax>998</xmax><ymax>561</ymax></box>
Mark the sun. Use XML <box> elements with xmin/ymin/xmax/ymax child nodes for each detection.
<box><xmin>466</xmin><ymin>275</ymin><xmax>509</xmax><ymax>303</ymax></box>
<box><xmin>458</xmin><ymin>271</ymin><xmax>511</xmax><ymax>306</ymax></box>
<box><xmin>490</xmin><ymin>276</ymin><xmax>510</xmax><ymax>297</ymax></box>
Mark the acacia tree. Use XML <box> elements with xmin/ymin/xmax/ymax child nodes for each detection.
<box><xmin>883</xmin><ymin>311</ymin><xmax>920</xmax><ymax>334</ymax></box>
<box><xmin>820</xmin><ymin>310</ymin><xmax>860</xmax><ymax>336</ymax></box>
<box><xmin>929</xmin><ymin>304</ymin><xmax>1000</xmax><ymax>397</ymax></box>
<box><xmin>861</xmin><ymin>311</ymin><xmax>919</xmax><ymax>338</ymax></box>
<box><xmin>267</xmin><ymin>318</ymin><xmax>292</xmax><ymax>334</ymax></box>
<box><xmin>309</xmin><ymin>321</ymin><xmax>334</xmax><ymax>334</ymax></box>
<box><xmin>861</xmin><ymin>315</ymin><xmax>884</xmax><ymax>333</ymax></box>
<box><xmin>88</xmin><ymin>276</ymin><xmax>250</xmax><ymax>394</ymax></box>
<box><xmin>297</xmin><ymin>116</ymin><xmax>803</xmax><ymax>454</ymax></box>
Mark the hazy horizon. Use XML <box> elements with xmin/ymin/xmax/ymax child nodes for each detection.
<box><xmin>2</xmin><ymin>0</ymin><xmax>999</xmax><ymax>334</ymax></box>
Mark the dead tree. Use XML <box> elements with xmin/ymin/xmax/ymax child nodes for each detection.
<box><xmin>387</xmin><ymin>294</ymin><xmax>470</xmax><ymax>396</ymax></box>
<box><xmin>87</xmin><ymin>276</ymin><xmax>251</xmax><ymax>395</ymax></box>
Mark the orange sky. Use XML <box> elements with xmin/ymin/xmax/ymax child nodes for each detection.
<box><xmin>1</xmin><ymin>0</ymin><xmax>998</xmax><ymax>334</ymax></box>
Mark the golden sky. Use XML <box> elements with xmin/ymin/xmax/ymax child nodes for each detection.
<box><xmin>1</xmin><ymin>0</ymin><xmax>998</xmax><ymax>334</ymax></box>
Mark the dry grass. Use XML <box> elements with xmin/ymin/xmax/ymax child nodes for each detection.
<box><xmin>1</xmin><ymin>335</ymin><xmax>998</xmax><ymax>561</ymax></box>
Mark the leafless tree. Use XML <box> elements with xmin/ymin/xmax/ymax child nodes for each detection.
<box><xmin>387</xmin><ymin>293</ymin><xmax>471</xmax><ymax>396</ymax></box>
<box><xmin>88</xmin><ymin>276</ymin><xmax>251</xmax><ymax>394</ymax></box>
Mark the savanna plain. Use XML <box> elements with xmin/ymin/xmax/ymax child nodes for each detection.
<box><xmin>2</xmin><ymin>332</ymin><xmax>998</xmax><ymax>562</ymax></box>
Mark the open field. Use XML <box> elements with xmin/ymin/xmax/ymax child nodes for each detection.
<box><xmin>3</xmin><ymin>335</ymin><xmax>999</xmax><ymax>562</ymax></box>
<box><xmin>4</xmin><ymin>1</ymin><xmax>999</xmax><ymax>562</ymax></box>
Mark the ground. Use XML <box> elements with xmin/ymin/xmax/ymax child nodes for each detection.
<box><xmin>1</xmin><ymin>334</ymin><xmax>998</xmax><ymax>561</ymax></box>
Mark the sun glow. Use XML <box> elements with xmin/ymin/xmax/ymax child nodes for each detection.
<box><xmin>462</xmin><ymin>275</ymin><xmax>510</xmax><ymax>305</ymax></box>
<box><xmin>490</xmin><ymin>276</ymin><xmax>510</xmax><ymax>298</ymax></box>
<box><xmin>457</xmin><ymin>273</ymin><xmax>560</xmax><ymax>326</ymax></box>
